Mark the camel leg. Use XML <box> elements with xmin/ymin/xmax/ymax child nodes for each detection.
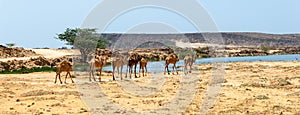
<box><xmin>139</xmin><ymin>65</ymin><xmax>141</xmax><ymax>77</ymax></box>
<box><xmin>125</xmin><ymin>65</ymin><xmax>128</xmax><ymax>78</ymax></box>
<box><xmin>64</xmin><ymin>72</ymin><xmax>68</xmax><ymax>84</ymax></box>
<box><xmin>172</xmin><ymin>65</ymin><xmax>175</xmax><ymax>75</ymax></box>
<box><xmin>55</xmin><ymin>71</ymin><xmax>63</xmax><ymax>84</ymax></box>
<box><xmin>175</xmin><ymin>64</ymin><xmax>179</xmax><ymax>75</ymax></box>
<box><xmin>89</xmin><ymin>66</ymin><xmax>91</xmax><ymax>81</ymax></box>
<box><xmin>89</xmin><ymin>71</ymin><xmax>91</xmax><ymax>81</ymax></box>
<box><xmin>129</xmin><ymin>66</ymin><xmax>132</xmax><ymax>79</ymax></box>
<box><xmin>145</xmin><ymin>65</ymin><xmax>148</xmax><ymax>76</ymax></box>
<box><xmin>189</xmin><ymin>64</ymin><xmax>192</xmax><ymax>73</ymax></box>
<box><xmin>164</xmin><ymin>65</ymin><xmax>166</xmax><ymax>75</ymax></box>
<box><xmin>89</xmin><ymin>70</ymin><xmax>92</xmax><ymax>81</ymax></box>
<box><xmin>164</xmin><ymin>62</ymin><xmax>167</xmax><ymax>75</ymax></box>
<box><xmin>112</xmin><ymin>65</ymin><xmax>116</xmax><ymax>81</ymax></box>
<box><xmin>89</xmin><ymin>64</ymin><xmax>92</xmax><ymax>81</ymax></box>
<box><xmin>98</xmin><ymin>68</ymin><xmax>102</xmax><ymax>82</ymax></box>
<box><xmin>54</xmin><ymin>73</ymin><xmax>58</xmax><ymax>84</ymax></box>
<box><xmin>142</xmin><ymin>68</ymin><xmax>145</xmax><ymax>77</ymax></box>
<box><xmin>58</xmin><ymin>74</ymin><xmax>62</xmax><ymax>84</ymax></box>
<box><xmin>165</xmin><ymin>64</ymin><xmax>170</xmax><ymax>75</ymax></box>
<box><xmin>89</xmin><ymin>64</ymin><xmax>96</xmax><ymax>81</ymax></box>
<box><xmin>117</xmin><ymin>67</ymin><xmax>120</xmax><ymax>75</ymax></box>
<box><xmin>92</xmin><ymin>70</ymin><xmax>96</xmax><ymax>81</ymax></box>
<box><xmin>120</xmin><ymin>66</ymin><xmax>123</xmax><ymax>80</ymax></box>
<box><xmin>134</xmin><ymin>64</ymin><xmax>138</xmax><ymax>78</ymax></box>
<box><xmin>68</xmin><ymin>72</ymin><xmax>74</xmax><ymax>83</ymax></box>
<box><xmin>184</xmin><ymin>64</ymin><xmax>187</xmax><ymax>75</ymax></box>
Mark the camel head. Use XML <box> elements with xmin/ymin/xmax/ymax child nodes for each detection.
<box><xmin>128</xmin><ymin>52</ymin><xmax>141</xmax><ymax>61</ymax></box>
<box><xmin>101</xmin><ymin>56</ymin><xmax>109</xmax><ymax>61</ymax></box>
<box><xmin>192</xmin><ymin>55</ymin><xmax>197</xmax><ymax>62</ymax></box>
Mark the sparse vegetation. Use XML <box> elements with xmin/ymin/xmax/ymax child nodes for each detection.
<box><xmin>260</xmin><ymin>45</ymin><xmax>271</xmax><ymax>53</ymax></box>
<box><xmin>255</xmin><ymin>95</ymin><xmax>269</xmax><ymax>100</ymax></box>
<box><xmin>5</xmin><ymin>43</ymin><xmax>15</xmax><ymax>48</ymax></box>
<box><xmin>260</xmin><ymin>77</ymin><xmax>268</xmax><ymax>82</ymax></box>
<box><xmin>0</xmin><ymin>67</ymin><xmax>56</xmax><ymax>74</ymax></box>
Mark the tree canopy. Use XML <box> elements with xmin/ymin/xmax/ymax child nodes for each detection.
<box><xmin>56</xmin><ymin>28</ymin><xmax>107</xmax><ymax>62</ymax></box>
<box><xmin>5</xmin><ymin>43</ymin><xmax>15</xmax><ymax>48</ymax></box>
<box><xmin>56</xmin><ymin>28</ymin><xmax>107</xmax><ymax>49</ymax></box>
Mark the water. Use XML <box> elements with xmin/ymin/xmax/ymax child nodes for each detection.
<box><xmin>103</xmin><ymin>54</ymin><xmax>300</xmax><ymax>73</ymax></box>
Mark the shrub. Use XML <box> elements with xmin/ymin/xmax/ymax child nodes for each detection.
<box><xmin>0</xmin><ymin>67</ymin><xmax>57</xmax><ymax>74</ymax></box>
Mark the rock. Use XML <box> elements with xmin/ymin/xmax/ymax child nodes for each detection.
<box><xmin>0</xmin><ymin>45</ymin><xmax>37</xmax><ymax>58</ymax></box>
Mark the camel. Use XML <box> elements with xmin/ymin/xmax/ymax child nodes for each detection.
<box><xmin>54</xmin><ymin>59</ymin><xmax>74</xmax><ymax>84</ymax></box>
<box><xmin>164</xmin><ymin>53</ymin><xmax>180</xmax><ymax>75</ymax></box>
<box><xmin>112</xmin><ymin>54</ymin><xmax>126</xmax><ymax>80</ymax></box>
<box><xmin>184</xmin><ymin>54</ymin><xmax>197</xmax><ymax>74</ymax></box>
<box><xmin>126</xmin><ymin>52</ymin><xmax>141</xmax><ymax>79</ymax></box>
<box><xmin>139</xmin><ymin>57</ymin><xmax>148</xmax><ymax>77</ymax></box>
<box><xmin>89</xmin><ymin>55</ymin><xmax>109</xmax><ymax>82</ymax></box>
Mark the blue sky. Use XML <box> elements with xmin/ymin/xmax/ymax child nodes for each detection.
<box><xmin>0</xmin><ymin>0</ymin><xmax>299</xmax><ymax>48</ymax></box>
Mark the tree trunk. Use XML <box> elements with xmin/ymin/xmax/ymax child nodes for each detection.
<box><xmin>80</xmin><ymin>50</ymin><xmax>88</xmax><ymax>63</ymax></box>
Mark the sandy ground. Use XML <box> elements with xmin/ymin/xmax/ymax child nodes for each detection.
<box><xmin>1</xmin><ymin>61</ymin><xmax>300</xmax><ymax>114</ymax></box>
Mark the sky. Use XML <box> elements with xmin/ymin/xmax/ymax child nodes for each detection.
<box><xmin>0</xmin><ymin>0</ymin><xmax>299</xmax><ymax>48</ymax></box>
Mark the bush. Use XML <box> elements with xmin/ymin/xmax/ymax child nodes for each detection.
<box><xmin>0</xmin><ymin>67</ymin><xmax>57</xmax><ymax>74</ymax></box>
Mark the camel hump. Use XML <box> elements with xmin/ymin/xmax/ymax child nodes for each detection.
<box><xmin>141</xmin><ymin>58</ymin><xmax>147</xmax><ymax>62</ymax></box>
<box><xmin>171</xmin><ymin>54</ymin><xmax>178</xmax><ymax>59</ymax></box>
<box><xmin>61</xmin><ymin>59</ymin><xmax>70</xmax><ymax>64</ymax></box>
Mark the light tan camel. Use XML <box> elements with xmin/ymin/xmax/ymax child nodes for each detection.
<box><xmin>184</xmin><ymin>54</ymin><xmax>196</xmax><ymax>74</ymax></box>
<box><xmin>164</xmin><ymin>53</ymin><xmax>180</xmax><ymax>75</ymax></box>
<box><xmin>139</xmin><ymin>57</ymin><xmax>148</xmax><ymax>77</ymax></box>
<box><xmin>89</xmin><ymin>55</ymin><xmax>109</xmax><ymax>82</ymax></box>
<box><xmin>55</xmin><ymin>60</ymin><xmax>74</xmax><ymax>84</ymax></box>
<box><xmin>112</xmin><ymin>54</ymin><xmax>126</xmax><ymax>80</ymax></box>
<box><xmin>126</xmin><ymin>52</ymin><xmax>141</xmax><ymax>79</ymax></box>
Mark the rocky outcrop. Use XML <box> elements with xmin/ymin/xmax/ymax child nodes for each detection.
<box><xmin>0</xmin><ymin>56</ymin><xmax>72</xmax><ymax>72</ymax></box>
<box><xmin>225</xmin><ymin>46</ymin><xmax>300</xmax><ymax>57</ymax></box>
<box><xmin>0</xmin><ymin>45</ymin><xmax>37</xmax><ymax>58</ymax></box>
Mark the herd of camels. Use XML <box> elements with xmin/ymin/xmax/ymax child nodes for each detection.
<box><xmin>54</xmin><ymin>52</ymin><xmax>196</xmax><ymax>84</ymax></box>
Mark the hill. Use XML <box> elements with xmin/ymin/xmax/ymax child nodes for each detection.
<box><xmin>101</xmin><ymin>32</ymin><xmax>300</xmax><ymax>48</ymax></box>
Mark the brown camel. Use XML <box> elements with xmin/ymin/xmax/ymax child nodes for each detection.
<box><xmin>139</xmin><ymin>57</ymin><xmax>148</xmax><ymax>77</ymax></box>
<box><xmin>112</xmin><ymin>54</ymin><xmax>126</xmax><ymax>80</ymax></box>
<box><xmin>55</xmin><ymin>60</ymin><xmax>74</xmax><ymax>84</ymax></box>
<box><xmin>89</xmin><ymin>55</ymin><xmax>109</xmax><ymax>82</ymax></box>
<box><xmin>184</xmin><ymin>54</ymin><xmax>197</xmax><ymax>74</ymax></box>
<box><xmin>164</xmin><ymin>53</ymin><xmax>180</xmax><ymax>75</ymax></box>
<box><xmin>126</xmin><ymin>52</ymin><xmax>141</xmax><ymax>79</ymax></box>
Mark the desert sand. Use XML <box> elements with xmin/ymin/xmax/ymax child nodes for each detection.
<box><xmin>0</xmin><ymin>60</ymin><xmax>300</xmax><ymax>114</ymax></box>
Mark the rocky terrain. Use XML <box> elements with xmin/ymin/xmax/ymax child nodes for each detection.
<box><xmin>0</xmin><ymin>56</ymin><xmax>72</xmax><ymax>72</ymax></box>
<box><xmin>225</xmin><ymin>46</ymin><xmax>300</xmax><ymax>57</ymax></box>
<box><xmin>0</xmin><ymin>45</ymin><xmax>37</xmax><ymax>58</ymax></box>
<box><xmin>0</xmin><ymin>48</ymin><xmax>74</xmax><ymax>72</ymax></box>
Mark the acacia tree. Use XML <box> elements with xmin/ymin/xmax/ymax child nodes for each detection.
<box><xmin>56</xmin><ymin>28</ymin><xmax>107</xmax><ymax>62</ymax></box>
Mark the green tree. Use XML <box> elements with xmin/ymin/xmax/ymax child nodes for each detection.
<box><xmin>56</xmin><ymin>28</ymin><xmax>78</xmax><ymax>45</ymax></box>
<box><xmin>56</xmin><ymin>28</ymin><xmax>107</xmax><ymax>48</ymax></box>
<box><xmin>260</xmin><ymin>45</ymin><xmax>270</xmax><ymax>53</ymax></box>
<box><xmin>56</xmin><ymin>28</ymin><xmax>107</xmax><ymax>62</ymax></box>
<box><xmin>6</xmin><ymin>43</ymin><xmax>15</xmax><ymax>48</ymax></box>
